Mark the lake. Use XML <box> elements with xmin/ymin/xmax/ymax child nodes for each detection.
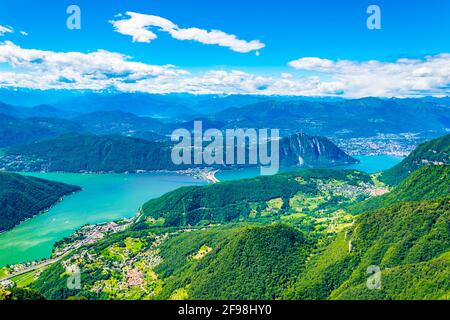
<box><xmin>0</xmin><ymin>172</ymin><xmax>205</xmax><ymax>267</ymax></box>
<box><xmin>217</xmin><ymin>155</ymin><xmax>404</xmax><ymax>181</ymax></box>
<box><xmin>0</xmin><ymin>155</ymin><xmax>403</xmax><ymax>268</ymax></box>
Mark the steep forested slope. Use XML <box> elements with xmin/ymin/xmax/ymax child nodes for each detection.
<box><xmin>279</xmin><ymin>133</ymin><xmax>358</xmax><ymax>167</ymax></box>
<box><xmin>290</xmin><ymin>198</ymin><xmax>449</xmax><ymax>300</ymax></box>
<box><xmin>1</xmin><ymin>134</ymin><xmax>176</xmax><ymax>172</ymax></box>
<box><xmin>380</xmin><ymin>134</ymin><xmax>450</xmax><ymax>185</ymax></box>
<box><xmin>0</xmin><ymin>131</ymin><xmax>357</xmax><ymax>172</ymax></box>
<box><xmin>142</xmin><ymin>169</ymin><xmax>373</xmax><ymax>227</ymax></box>
<box><xmin>350</xmin><ymin>165</ymin><xmax>450</xmax><ymax>214</ymax></box>
<box><xmin>160</xmin><ymin>225</ymin><xmax>312</xmax><ymax>300</ymax></box>
<box><xmin>0</xmin><ymin>172</ymin><xmax>81</xmax><ymax>231</ymax></box>
<box><xmin>0</xmin><ymin>114</ymin><xmax>82</xmax><ymax>147</ymax></box>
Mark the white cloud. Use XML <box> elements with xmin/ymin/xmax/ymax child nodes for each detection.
<box><xmin>115</xmin><ymin>69</ymin><xmax>346</xmax><ymax>96</ymax></box>
<box><xmin>111</xmin><ymin>12</ymin><xmax>265</xmax><ymax>53</ymax></box>
<box><xmin>288</xmin><ymin>57</ymin><xmax>334</xmax><ymax>72</ymax></box>
<box><xmin>0</xmin><ymin>24</ymin><xmax>27</xmax><ymax>37</ymax></box>
<box><xmin>281</xmin><ymin>72</ymin><xmax>293</xmax><ymax>79</ymax></box>
<box><xmin>288</xmin><ymin>55</ymin><xmax>450</xmax><ymax>97</ymax></box>
<box><xmin>0</xmin><ymin>41</ymin><xmax>187</xmax><ymax>90</ymax></box>
<box><xmin>0</xmin><ymin>41</ymin><xmax>448</xmax><ymax>98</ymax></box>
<box><xmin>0</xmin><ymin>25</ymin><xmax>13</xmax><ymax>36</ymax></box>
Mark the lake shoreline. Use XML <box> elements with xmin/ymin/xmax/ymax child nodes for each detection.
<box><xmin>0</xmin><ymin>155</ymin><xmax>403</xmax><ymax>268</ymax></box>
<box><xmin>14</xmin><ymin>168</ymin><xmax>220</xmax><ymax>184</ymax></box>
<box><xmin>0</xmin><ymin>171</ymin><xmax>207</xmax><ymax>268</ymax></box>
<box><xmin>0</xmin><ymin>188</ymin><xmax>82</xmax><ymax>236</ymax></box>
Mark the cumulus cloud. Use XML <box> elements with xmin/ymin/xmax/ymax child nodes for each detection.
<box><xmin>111</xmin><ymin>12</ymin><xmax>265</xmax><ymax>53</ymax></box>
<box><xmin>0</xmin><ymin>41</ymin><xmax>448</xmax><ymax>98</ymax></box>
<box><xmin>288</xmin><ymin>55</ymin><xmax>450</xmax><ymax>97</ymax></box>
<box><xmin>0</xmin><ymin>41</ymin><xmax>187</xmax><ymax>90</ymax></box>
<box><xmin>0</xmin><ymin>25</ymin><xmax>13</xmax><ymax>36</ymax></box>
<box><xmin>288</xmin><ymin>57</ymin><xmax>334</xmax><ymax>72</ymax></box>
<box><xmin>114</xmin><ymin>69</ymin><xmax>346</xmax><ymax>96</ymax></box>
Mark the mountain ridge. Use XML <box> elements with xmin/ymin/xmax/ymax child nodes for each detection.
<box><xmin>380</xmin><ymin>134</ymin><xmax>450</xmax><ymax>185</ymax></box>
<box><xmin>0</xmin><ymin>172</ymin><xmax>81</xmax><ymax>232</ymax></box>
<box><xmin>0</xmin><ymin>132</ymin><xmax>356</xmax><ymax>173</ymax></box>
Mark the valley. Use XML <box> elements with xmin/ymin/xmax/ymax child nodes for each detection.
<box><xmin>0</xmin><ymin>155</ymin><xmax>399</xmax><ymax>269</ymax></box>
<box><xmin>0</xmin><ymin>172</ymin><xmax>205</xmax><ymax>267</ymax></box>
<box><xmin>0</xmin><ymin>2</ymin><xmax>449</xmax><ymax>303</ymax></box>
<box><xmin>4</xmin><ymin>163</ymin><xmax>447</xmax><ymax>300</ymax></box>
<box><xmin>0</xmin><ymin>94</ymin><xmax>448</xmax><ymax>301</ymax></box>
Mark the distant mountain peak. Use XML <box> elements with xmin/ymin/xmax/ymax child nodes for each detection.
<box><xmin>279</xmin><ymin>132</ymin><xmax>358</xmax><ymax>167</ymax></box>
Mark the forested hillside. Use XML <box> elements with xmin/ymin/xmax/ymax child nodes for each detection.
<box><xmin>380</xmin><ymin>134</ymin><xmax>450</xmax><ymax>185</ymax></box>
<box><xmin>31</xmin><ymin>196</ymin><xmax>450</xmax><ymax>300</ymax></box>
<box><xmin>350</xmin><ymin>165</ymin><xmax>450</xmax><ymax>214</ymax></box>
<box><xmin>0</xmin><ymin>172</ymin><xmax>81</xmax><ymax>231</ymax></box>
<box><xmin>159</xmin><ymin>225</ymin><xmax>312</xmax><ymax>300</ymax></box>
<box><xmin>142</xmin><ymin>169</ymin><xmax>373</xmax><ymax>228</ymax></box>
<box><xmin>278</xmin><ymin>133</ymin><xmax>358</xmax><ymax>167</ymax></box>
<box><xmin>0</xmin><ymin>131</ymin><xmax>357</xmax><ymax>173</ymax></box>
<box><xmin>1</xmin><ymin>134</ymin><xmax>176</xmax><ymax>172</ymax></box>
<box><xmin>0</xmin><ymin>114</ymin><xmax>83</xmax><ymax>147</ymax></box>
<box><xmin>14</xmin><ymin>140</ymin><xmax>450</xmax><ymax>301</ymax></box>
<box><xmin>291</xmin><ymin>198</ymin><xmax>450</xmax><ymax>300</ymax></box>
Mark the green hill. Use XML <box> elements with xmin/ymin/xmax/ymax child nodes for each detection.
<box><xmin>278</xmin><ymin>133</ymin><xmax>358</xmax><ymax>167</ymax></box>
<box><xmin>291</xmin><ymin>198</ymin><xmax>450</xmax><ymax>300</ymax></box>
<box><xmin>0</xmin><ymin>172</ymin><xmax>81</xmax><ymax>231</ymax></box>
<box><xmin>0</xmin><ymin>287</ymin><xmax>45</xmax><ymax>300</ymax></box>
<box><xmin>1</xmin><ymin>134</ymin><xmax>177</xmax><ymax>173</ymax></box>
<box><xmin>159</xmin><ymin>169</ymin><xmax>450</xmax><ymax>300</ymax></box>
<box><xmin>159</xmin><ymin>224</ymin><xmax>312</xmax><ymax>300</ymax></box>
<box><xmin>349</xmin><ymin>165</ymin><xmax>450</xmax><ymax>214</ymax></box>
<box><xmin>142</xmin><ymin>169</ymin><xmax>373</xmax><ymax>228</ymax></box>
<box><xmin>29</xmin><ymin>164</ymin><xmax>449</xmax><ymax>300</ymax></box>
<box><xmin>380</xmin><ymin>134</ymin><xmax>450</xmax><ymax>185</ymax></box>
<box><xmin>0</xmin><ymin>131</ymin><xmax>356</xmax><ymax>173</ymax></box>
<box><xmin>31</xmin><ymin>198</ymin><xmax>449</xmax><ymax>300</ymax></box>
<box><xmin>0</xmin><ymin>114</ymin><xmax>83</xmax><ymax>148</ymax></box>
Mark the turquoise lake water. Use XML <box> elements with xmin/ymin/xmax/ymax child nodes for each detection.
<box><xmin>217</xmin><ymin>155</ymin><xmax>404</xmax><ymax>181</ymax></box>
<box><xmin>0</xmin><ymin>172</ymin><xmax>205</xmax><ymax>267</ymax></box>
<box><xmin>0</xmin><ymin>155</ymin><xmax>403</xmax><ymax>268</ymax></box>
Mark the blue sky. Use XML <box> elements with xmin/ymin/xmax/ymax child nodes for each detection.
<box><xmin>0</xmin><ymin>0</ymin><xmax>449</xmax><ymax>97</ymax></box>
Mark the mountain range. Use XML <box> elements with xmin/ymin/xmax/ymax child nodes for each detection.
<box><xmin>0</xmin><ymin>132</ymin><xmax>357</xmax><ymax>173</ymax></box>
<box><xmin>1</xmin><ymin>96</ymin><xmax>449</xmax><ymax>153</ymax></box>
<box><xmin>0</xmin><ymin>114</ymin><xmax>83</xmax><ymax>148</ymax></box>
<box><xmin>72</xmin><ymin>110</ymin><xmax>168</xmax><ymax>137</ymax></box>
<box><xmin>1</xmin><ymin>91</ymin><xmax>449</xmax><ymax>301</ymax></box>
<box><xmin>29</xmin><ymin>162</ymin><xmax>450</xmax><ymax>300</ymax></box>
<box><xmin>0</xmin><ymin>102</ymin><xmax>76</xmax><ymax>119</ymax></box>
<box><xmin>208</xmin><ymin>98</ymin><xmax>450</xmax><ymax>138</ymax></box>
